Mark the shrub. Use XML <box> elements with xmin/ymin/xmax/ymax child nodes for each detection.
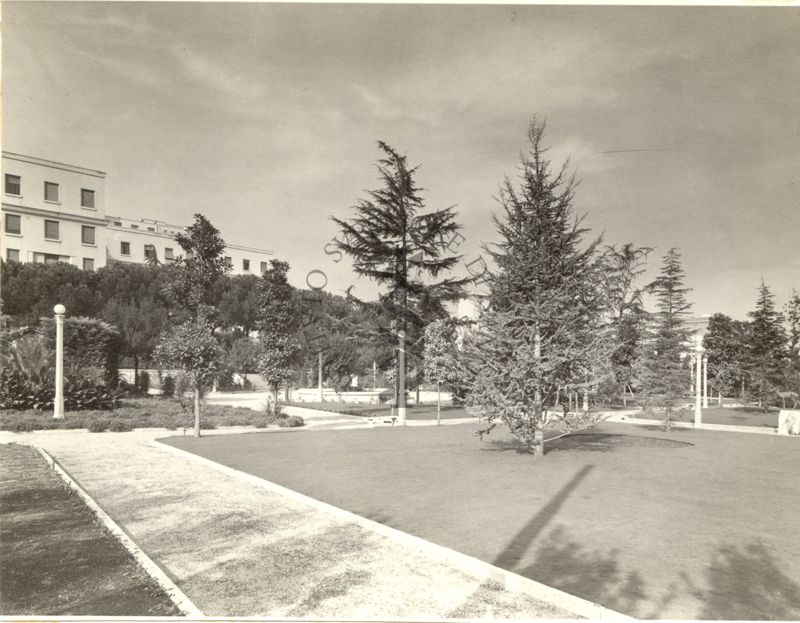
<box><xmin>40</xmin><ymin>316</ymin><xmax>122</xmax><ymax>386</ymax></box>
<box><xmin>63</xmin><ymin>377</ymin><xmax>122</xmax><ymax>411</ymax></box>
<box><xmin>107</xmin><ymin>419</ymin><xmax>135</xmax><ymax>432</ymax></box>
<box><xmin>161</xmin><ymin>375</ymin><xmax>175</xmax><ymax>398</ymax></box>
<box><xmin>87</xmin><ymin>419</ymin><xmax>109</xmax><ymax>433</ymax></box>
<box><xmin>277</xmin><ymin>415</ymin><xmax>304</xmax><ymax>428</ymax></box>
<box><xmin>137</xmin><ymin>370</ymin><xmax>150</xmax><ymax>395</ymax></box>
<box><xmin>0</xmin><ymin>368</ymin><xmax>53</xmax><ymax>410</ymax></box>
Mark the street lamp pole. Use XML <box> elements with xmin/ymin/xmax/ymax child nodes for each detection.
<box><xmin>53</xmin><ymin>304</ymin><xmax>66</xmax><ymax>420</ymax></box>
<box><xmin>694</xmin><ymin>335</ymin><xmax>703</xmax><ymax>427</ymax></box>
<box><xmin>702</xmin><ymin>355</ymin><xmax>709</xmax><ymax>409</ymax></box>
<box><xmin>397</xmin><ymin>330</ymin><xmax>406</xmax><ymax>425</ymax></box>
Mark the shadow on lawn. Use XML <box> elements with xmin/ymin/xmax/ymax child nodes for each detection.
<box><xmin>682</xmin><ymin>541</ymin><xmax>800</xmax><ymax>620</ymax></box>
<box><xmin>482</xmin><ymin>432</ymin><xmax>692</xmax><ymax>455</ymax></box>
<box><xmin>517</xmin><ymin>524</ymin><xmax>665</xmax><ymax>617</ymax></box>
<box><xmin>448</xmin><ymin>465</ymin><xmax>594</xmax><ymax>617</ymax></box>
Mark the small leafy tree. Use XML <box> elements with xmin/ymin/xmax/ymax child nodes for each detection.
<box><xmin>703</xmin><ymin>313</ymin><xmax>751</xmax><ymax>401</ymax></box>
<box><xmin>464</xmin><ymin>119</ymin><xmax>607</xmax><ymax>456</ymax></box>
<box><xmin>746</xmin><ymin>281</ymin><xmax>788</xmax><ymax>409</ymax></box>
<box><xmin>156</xmin><ymin>319</ymin><xmax>219</xmax><ymax>437</ymax></box>
<box><xmin>598</xmin><ymin>244</ymin><xmax>652</xmax><ymax>405</ymax></box>
<box><xmin>256</xmin><ymin>260</ymin><xmax>300</xmax><ymax>413</ymax></box>
<box><xmin>166</xmin><ymin>214</ymin><xmax>229</xmax><ymax>323</ymax></box>
<box><xmin>423</xmin><ymin>318</ymin><xmax>461</xmax><ymax>424</ymax></box>
<box><xmin>103</xmin><ymin>297</ymin><xmax>170</xmax><ymax>392</ymax></box>
<box><xmin>636</xmin><ymin>249</ymin><xmax>693</xmax><ymax>430</ymax></box>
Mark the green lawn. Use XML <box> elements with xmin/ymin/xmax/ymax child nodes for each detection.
<box><xmin>163</xmin><ymin>422</ymin><xmax>800</xmax><ymax>620</ymax></box>
<box><xmin>632</xmin><ymin>405</ymin><xmax>781</xmax><ymax>428</ymax></box>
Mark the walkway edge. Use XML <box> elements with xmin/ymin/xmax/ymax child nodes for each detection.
<box><xmin>603</xmin><ymin>413</ymin><xmax>787</xmax><ymax>436</ymax></box>
<box><xmin>33</xmin><ymin>445</ymin><xmax>204</xmax><ymax>618</ymax></box>
<box><xmin>151</xmin><ymin>439</ymin><xmax>631</xmax><ymax>621</ymax></box>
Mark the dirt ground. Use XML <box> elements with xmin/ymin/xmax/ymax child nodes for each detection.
<box><xmin>0</xmin><ymin>443</ymin><xmax>179</xmax><ymax>616</ymax></box>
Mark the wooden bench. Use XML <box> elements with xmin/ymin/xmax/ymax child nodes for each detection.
<box><xmin>367</xmin><ymin>416</ymin><xmax>398</xmax><ymax>427</ymax></box>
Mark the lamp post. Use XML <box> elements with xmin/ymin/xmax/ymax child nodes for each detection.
<box><xmin>694</xmin><ymin>335</ymin><xmax>703</xmax><ymax>427</ymax></box>
<box><xmin>702</xmin><ymin>355</ymin><xmax>709</xmax><ymax>409</ymax></box>
<box><xmin>397</xmin><ymin>329</ymin><xmax>407</xmax><ymax>425</ymax></box>
<box><xmin>318</xmin><ymin>351</ymin><xmax>323</xmax><ymax>402</ymax></box>
<box><xmin>53</xmin><ymin>304</ymin><xmax>66</xmax><ymax>420</ymax></box>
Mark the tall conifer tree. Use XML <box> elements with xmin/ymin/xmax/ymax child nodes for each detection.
<box><xmin>746</xmin><ymin>281</ymin><xmax>788</xmax><ymax>409</ymax></box>
<box><xmin>636</xmin><ymin>248</ymin><xmax>693</xmax><ymax>429</ymax></box>
<box><xmin>465</xmin><ymin>119</ymin><xmax>606</xmax><ymax>456</ymax></box>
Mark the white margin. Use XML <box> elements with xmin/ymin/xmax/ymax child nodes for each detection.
<box><xmin>33</xmin><ymin>445</ymin><xmax>204</xmax><ymax>618</ymax></box>
<box><xmin>151</xmin><ymin>438</ymin><xmax>632</xmax><ymax>621</ymax></box>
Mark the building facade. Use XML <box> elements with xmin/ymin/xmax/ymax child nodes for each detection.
<box><xmin>1</xmin><ymin>152</ymin><xmax>272</xmax><ymax>274</ymax></box>
<box><xmin>2</xmin><ymin>152</ymin><xmax>108</xmax><ymax>271</ymax></box>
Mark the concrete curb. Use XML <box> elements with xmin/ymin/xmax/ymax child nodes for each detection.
<box><xmin>33</xmin><ymin>445</ymin><xmax>204</xmax><ymax>618</ymax></box>
<box><xmin>604</xmin><ymin>413</ymin><xmax>789</xmax><ymax>436</ymax></box>
<box><xmin>151</xmin><ymin>439</ymin><xmax>631</xmax><ymax>621</ymax></box>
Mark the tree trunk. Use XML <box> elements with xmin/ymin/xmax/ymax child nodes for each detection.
<box><xmin>133</xmin><ymin>355</ymin><xmax>140</xmax><ymax>393</ymax></box>
<box><xmin>274</xmin><ymin>387</ymin><xmax>280</xmax><ymax>416</ymax></box>
<box><xmin>437</xmin><ymin>382</ymin><xmax>441</xmax><ymax>425</ymax></box>
<box><xmin>532</xmin><ymin>327</ymin><xmax>543</xmax><ymax>456</ymax></box>
<box><xmin>194</xmin><ymin>387</ymin><xmax>201</xmax><ymax>438</ymax></box>
<box><xmin>533</xmin><ymin>411</ymin><xmax>544</xmax><ymax>456</ymax></box>
<box><xmin>416</xmin><ymin>383</ymin><xmax>420</xmax><ymax>406</ymax></box>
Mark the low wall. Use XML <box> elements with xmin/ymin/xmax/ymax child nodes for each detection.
<box><xmin>778</xmin><ymin>410</ymin><xmax>800</xmax><ymax>435</ymax></box>
<box><xmin>292</xmin><ymin>388</ymin><xmax>391</xmax><ymax>405</ymax></box>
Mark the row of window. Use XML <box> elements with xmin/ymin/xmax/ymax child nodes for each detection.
<box><xmin>224</xmin><ymin>257</ymin><xmax>266</xmax><ymax>272</ymax></box>
<box><xmin>5</xmin><ymin>214</ymin><xmax>96</xmax><ymax>244</ymax></box>
<box><xmin>5</xmin><ymin>248</ymin><xmax>95</xmax><ymax>271</ymax></box>
<box><xmin>4</xmin><ymin>174</ymin><xmax>95</xmax><ymax>208</ymax></box>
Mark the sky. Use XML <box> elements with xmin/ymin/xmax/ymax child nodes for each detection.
<box><xmin>3</xmin><ymin>2</ymin><xmax>799</xmax><ymax>321</ymax></box>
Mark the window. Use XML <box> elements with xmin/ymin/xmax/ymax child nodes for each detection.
<box><xmin>83</xmin><ymin>258</ymin><xmax>95</xmax><ymax>271</ymax></box>
<box><xmin>224</xmin><ymin>256</ymin><xmax>232</xmax><ymax>268</ymax></box>
<box><xmin>113</xmin><ymin>221</ymin><xmax>122</xmax><ymax>226</ymax></box>
<box><xmin>44</xmin><ymin>181</ymin><xmax>59</xmax><ymax>202</ymax></box>
<box><xmin>5</xmin><ymin>214</ymin><xmax>21</xmax><ymax>235</ymax></box>
<box><xmin>165</xmin><ymin>247</ymin><xmax>174</xmax><ymax>261</ymax></box>
<box><xmin>144</xmin><ymin>244</ymin><xmax>156</xmax><ymax>261</ymax></box>
<box><xmin>44</xmin><ymin>220</ymin><xmax>60</xmax><ymax>240</ymax></box>
<box><xmin>120</xmin><ymin>241</ymin><xmax>131</xmax><ymax>255</ymax></box>
<box><xmin>243</xmin><ymin>259</ymin><xmax>250</xmax><ymax>271</ymax></box>
<box><xmin>5</xmin><ymin>174</ymin><xmax>21</xmax><ymax>195</ymax></box>
<box><xmin>147</xmin><ymin>227</ymin><xmax>155</xmax><ymax>232</ymax></box>
<box><xmin>130</xmin><ymin>224</ymin><xmax>139</xmax><ymax>230</ymax></box>
<box><xmin>33</xmin><ymin>252</ymin><xmax>69</xmax><ymax>264</ymax></box>
<box><xmin>6</xmin><ymin>249</ymin><xmax>20</xmax><ymax>262</ymax></box>
<box><xmin>260</xmin><ymin>261</ymin><xmax>268</xmax><ymax>274</ymax></box>
<box><xmin>81</xmin><ymin>189</ymin><xmax>95</xmax><ymax>208</ymax></box>
<box><xmin>81</xmin><ymin>226</ymin><xmax>96</xmax><ymax>245</ymax></box>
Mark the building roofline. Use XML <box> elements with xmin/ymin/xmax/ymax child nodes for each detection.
<box><xmin>2</xmin><ymin>152</ymin><xmax>106</xmax><ymax>178</ymax></box>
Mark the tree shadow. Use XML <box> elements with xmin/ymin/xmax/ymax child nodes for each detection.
<box><xmin>516</xmin><ymin>525</ymin><xmax>660</xmax><ymax>616</ymax></box>
<box><xmin>682</xmin><ymin>541</ymin><xmax>800</xmax><ymax>620</ymax></box>
<box><xmin>447</xmin><ymin>465</ymin><xmax>593</xmax><ymax>617</ymax></box>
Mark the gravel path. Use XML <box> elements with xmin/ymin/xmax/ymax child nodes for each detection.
<box><xmin>0</xmin><ymin>428</ymin><xmax>573</xmax><ymax>619</ymax></box>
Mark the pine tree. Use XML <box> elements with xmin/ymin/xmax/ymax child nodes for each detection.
<box><xmin>331</xmin><ymin>142</ymin><xmax>471</xmax><ymax>400</ymax></box>
<box><xmin>746</xmin><ymin>281</ymin><xmax>788</xmax><ymax>409</ymax></box>
<box><xmin>636</xmin><ymin>249</ymin><xmax>693</xmax><ymax>429</ymax></box>
<box><xmin>464</xmin><ymin>119</ymin><xmax>607</xmax><ymax>456</ymax></box>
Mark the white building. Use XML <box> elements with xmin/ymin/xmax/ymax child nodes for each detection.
<box><xmin>2</xmin><ymin>152</ymin><xmax>272</xmax><ymax>274</ymax></box>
